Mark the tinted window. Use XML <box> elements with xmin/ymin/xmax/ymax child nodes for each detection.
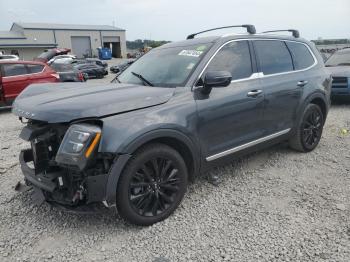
<box><xmin>27</xmin><ymin>64</ymin><xmax>44</xmax><ymax>74</ymax></box>
<box><xmin>3</xmin><ymin>64</ymin><xmax>27</xmax><ymax>77</ymax></box>
<box><xmin>206</xmin><ymin>41</ymin><xmax>252</xmax><ymax>80</ymax></box>
<box><xmin>286</xmin><ymin>42</ymin><xmax>315</xmax><ymax>70</ymax></box>
<box><xmin>254</xmin><ymin>40</ymin><xmax>293</xmax><ymax>75</ymax></box>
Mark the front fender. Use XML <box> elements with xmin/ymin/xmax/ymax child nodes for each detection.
<box><xmin>99</xmin><ymin>96</ymin><xmax>200</xmax><ymax>206</ymax></box>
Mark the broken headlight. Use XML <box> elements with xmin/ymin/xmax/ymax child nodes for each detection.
<box><xmin>56</xmin><ymin>123</ymin><xmax>101</xmax><ymax>170</ymax></box>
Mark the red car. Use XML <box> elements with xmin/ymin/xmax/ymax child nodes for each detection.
<box><xmin>0</xmin><ymin>61</ymin><xmax>60</xmax><ymax>106</ymax></box>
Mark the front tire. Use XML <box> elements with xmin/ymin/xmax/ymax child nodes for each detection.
<box><xmin>116</xmin><ymin>143</ymin><xmax>188</xmax><ymax>226</ymax></box>
<box><xmin>289</xmin><ymin>103</ymin><xmax>324</xmax><ymax>152</ymax></box>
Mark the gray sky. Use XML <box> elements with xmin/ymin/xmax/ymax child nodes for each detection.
<box><xmin>0</xmin><ymin>0</ymin><xmax>349</xmax><ymax>41</ymax></box>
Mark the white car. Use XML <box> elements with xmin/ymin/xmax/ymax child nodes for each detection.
<box><xmin>0</xmin><ymin>55</ymin><xmax>19</xmax><ymax>61</ymax></box>
<box><xmin>48</xmin><ymin>54</ymin><xmax>77</xmax><ymax>64</ymax></box>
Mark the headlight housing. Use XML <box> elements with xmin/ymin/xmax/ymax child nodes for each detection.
<box><xmin>56</xmin><ymin>123</ymin><xmax>102</xmax><ymax>170</ymax></box>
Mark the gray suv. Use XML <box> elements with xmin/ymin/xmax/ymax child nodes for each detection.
<box><xmin>13</xmin><ymin>25</ymin><xmax>331</xmax><ymax>225</ymax></box>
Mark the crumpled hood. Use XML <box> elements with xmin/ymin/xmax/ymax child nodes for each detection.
<box><xmin>12</xmin><ymin>82</ymin><xmax>175</xmax><ymax>123</ymax></box>
<box><xmin>327</xmin><ymin>66</ymin><xmax>350</xmax><ymax>78</ymax></box>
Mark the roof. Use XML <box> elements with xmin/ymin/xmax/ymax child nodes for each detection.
<box><xmin>0</xmin><ymin>31</ymin><xmax>25</xmax><ymax>39</ymax></box>
<box><xmin>12</xmin><ymin>22</ymin><xmax>125</xmax><ymax>31</ymax></box>
<box><xmin>160</xmin><ymin>33</ymin><xmax>308</xmax><ymax>50</ymax></box>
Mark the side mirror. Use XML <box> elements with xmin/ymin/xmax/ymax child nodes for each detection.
<box><xmin>201</xmin><ymin>71</ymin><xmax>232</xmax><ymax>94</ymax></box>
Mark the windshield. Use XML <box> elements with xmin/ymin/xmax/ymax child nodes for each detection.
<box><xmin>118</xmin><ymin>43</ymin><xmax>212</xmax><ymax>87</ymax></box>
<box><xmin>325</xmin><ymin>49</ymin><xmax>350</xmax><ymax>66</ymax></box>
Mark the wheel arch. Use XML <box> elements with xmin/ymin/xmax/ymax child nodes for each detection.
<box><xmin>309</xmin><ymin>96</ymin><xmax>327</xmax><ymax>118</ymax></box>
<box><xmin>291</xmin><ymin>91</ymin><xmax>329</xmax><ymax>136</ymax></box>
<box><xmin>124</xmin><ymin>129</ymin><xmax>200</xmax><ymax>181</ymax></box>
<box><xmin>105</xmin><ymin>129</ymin><xmax>201</xmax><ymax>206</ymax></box>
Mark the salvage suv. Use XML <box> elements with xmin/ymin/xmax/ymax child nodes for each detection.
<box><xmin>13</xmin><ymin>25</ymin><xmax>331</xmax><ymax>226</ymax></box>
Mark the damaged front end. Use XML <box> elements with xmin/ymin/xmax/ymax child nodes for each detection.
<box><xmin>19</xmin><ymin>119</ymin><xmax>115</xmax><ymax>210</ymax></box>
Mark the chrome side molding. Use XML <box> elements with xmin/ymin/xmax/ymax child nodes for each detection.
<box><xmin>206</xmin><ymin>128</ymin><xmax>291</xmax><ymax>161</ymax></box>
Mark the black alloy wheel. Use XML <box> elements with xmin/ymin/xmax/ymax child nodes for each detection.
<box><xmin>301</xmin><ymin>108</ymin><xmax>323</xmax><ymax>149</ymax></box>
<box><xmin>116</xmin><ymin>144</ymin><xmax>188</xmax><ymax>226</ymax></box>
<box><xmin>289</xmin><ymin>103</ymin><xmax>324</xmax><ymax>152</ymax></box>
<box><xmin>129</xmin><ymin>157</ymin><xmax>180</xmax><ymax>217</ymax></box>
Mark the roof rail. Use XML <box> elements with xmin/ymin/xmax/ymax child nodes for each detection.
<box><xmin>186</xmin><ymin>24</ymin><xmax>256</xmax><ymax>40</ymax></box>
<box><xmin>262</xmin><ymin>29</ymin><xmax>300</xmax><ymax>38</ymax></box>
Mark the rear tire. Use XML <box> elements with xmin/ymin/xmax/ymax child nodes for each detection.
<box><xmin>289</xmin><ymin>103</ymin><xmax>324</xmax><ymax>152</ymax></box>
<box><xmin>116</xmin><ymin>143</ymin><xmax>188</xmax><ymax>226</ymax></box>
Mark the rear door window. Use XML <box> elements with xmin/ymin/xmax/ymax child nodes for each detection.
<box><xmin>206</xmin><ymin>40</ymin><xmax>253</xmax><ymax>81</ymax></box>
<box><xmin>27</xmin><ymin>64</ymin><xmax>44</xmax><ymax>74</ymax></box>
<box><xmin>286</xmin><ymin>42</ymin><xmax>315</xmax><ymax>70</ymax></box>
<box><xmin>254</xmin><ymin>40</ymin><xmax>293</xmax><ymax>75</ymax></box>
<box><xmin>2</xmin><ymin>64</ymin><xmax>27</xmax><ymax>77</ymax></box>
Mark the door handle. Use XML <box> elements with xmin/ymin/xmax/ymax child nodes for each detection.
<box><xmin>297</xmin><ymin>80</ymin><xmax>308</xmax><ymax>87</ymax></box>
<box><xmin>247</xmin><ymin>89</ymin><xmax>263</xmax><ymax>97</ymax></box>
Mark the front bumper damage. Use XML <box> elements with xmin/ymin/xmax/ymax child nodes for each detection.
<box><xmin>19</xmin><ymin>146</ymin><xmax>110</xmax><ymax>212</ymax></box>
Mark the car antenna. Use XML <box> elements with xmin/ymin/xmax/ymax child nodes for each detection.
<box><xmin>186</xmin><ymin>24</ymin><xmax>256</xmax><ymax>40</ymax></box>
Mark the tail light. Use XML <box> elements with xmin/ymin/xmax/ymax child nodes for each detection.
<box><xmin>0</xmin><ymin>82</ymin><xmax>3</xmax><ymax>102</ymax></box>
<box><xmin>78</xmin><ymin>72</ymin><xmax>84</xmax><ymax>82</ymax></box>
<box><xmin>50</xmin><ymin>73</ymin><xmax>60</xmax><ymax>80</ymax></box>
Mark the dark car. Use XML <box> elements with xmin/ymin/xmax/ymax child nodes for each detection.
<box><xmin>12</xmin><ymin>25</ymin><xmax>331</xmax><ymax>226</ymax></box>
<box><xmin>50</xmin><ymin>63</ymin><xmax>85</xmax><ymax>82</ymax></box>
<box><xmin>72</xmin><ymin>58</ymin><xmax>108</xmax><ymax>69</ymax></box>
<box><xmin>110</xmin><ymin>60</ymin><xmax>135</xmax><ymax>74</ymax></box>
<box><xmin>73</xmin><ymin>63</ymin><xmax>108</xmax><ymax>79</ymax></box>
<box><xmin>325</xmin><ymin>48</ymin><xmax>350</xmax><ymax>98</ymax></box>
<box><xmin>85</xmin><ymin>58</ymin><xmax>108</xmax><ymax>68</ymax></box>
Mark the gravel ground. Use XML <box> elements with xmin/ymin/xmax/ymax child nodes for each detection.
<box><xmin>0</xmin><ymin>97</ymin><xmax>349</xmax><ymax>261</ymax></box>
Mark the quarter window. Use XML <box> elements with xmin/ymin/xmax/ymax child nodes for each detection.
<box><xmin>206</xmin><ymin>41</ymin><xmax>253</xmax><ymax>81</ymax></box>
<box><xmin>254</xmin><ymin>40</ymin><xmax>293</xmax><ymax>75</ymax></box>
<box><xmin>286</xmin><ymin>42</ymin><xmax>315</xmax><ymax>70</ymax></box>
<box><xmin>27</xmin><ymin>64</ymin><xmax>44</xmax><ymax>74</ymax></box>
<box><xmin>2</xmin><ymin>64</ymin><xmax>27</xmax><ymax>77</ymax></box>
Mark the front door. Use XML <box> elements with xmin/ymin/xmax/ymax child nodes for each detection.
<box><xmin>195</xmin><ymin>40</ymin><xmax>265</xmax><ymax>161</ymax></box>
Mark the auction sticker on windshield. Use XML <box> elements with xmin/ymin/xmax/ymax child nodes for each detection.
<box><xmin>178</xmin><ymin>50</ymin><xmax>203</xmax><ymax>57</ymax></box>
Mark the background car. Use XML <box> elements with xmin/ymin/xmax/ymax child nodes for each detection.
<box><xmin>0</xmin><ymin>54</ymin><xmax>19</xmax><ymax>61</ymax></box>
<box><xmin>49</xmin><ymin>62</ymin><xmax>86</xmax><ymax>82</ymax></box>
<box><xmin>73</xmin><ymin>63</ymin><xmax>107</xmax><ymax>79</ymax></box>
<box><xmin>48</xmin><ymin>54</ymin><xmax>77</xmax><ymax>64</ymax></box>
<box><xmin>325</xmin><ymin>48</ymin><xmax>350</xmax><ymax>98</ymax></box>
<box><xmin>34</xmin><ymin>48</ymin><xmax>71</xmax><ymax>63</ymax></box>
<box><xmin>72</xmin><ymin>58</ymin><xmax>108</xmax><ymax>69</ymax></box>
<box><xmin>110</xmin><ymin>59</ymin><xmax>135</xmax><ymax>74</ymax></box>
<box><xmin>0</xmin><ymin>61</ymin><xmax>59</xmax><ymax>106</ymax></box>
<box><xmin>85</xmin><ymin>58</ymin><xmax>108</xmax><ymax>68</ymax></box>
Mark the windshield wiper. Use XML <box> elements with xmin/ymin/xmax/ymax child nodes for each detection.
<box><xmin>131</xmin><ymin>71</ymin><xmax>153</xmax><ymax>86</ymax></box>
<box><xmin>111</xmin><ymin>74</ymin><xmax>121</xmax><ymax>83</ymax></box>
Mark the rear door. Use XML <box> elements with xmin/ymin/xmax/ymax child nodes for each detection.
<box><xmin>1</xmin><ymin>63</ymin><xmax>29</xmax><ymax>102</ymax></box>
<box><xmin>26</xmin><ymin>64</ymin><xmax>47</xmax><ymax>84</ymax></box>
<box><xmin>253</xmin><ymin>40</ymin><xmax>303</xmax><ymax>135</ymax></box>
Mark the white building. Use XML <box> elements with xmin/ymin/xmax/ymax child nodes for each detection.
<box><xmin>0</xmin><ymin>22</ymin><xmax>127</xmax><ymax>60</ymax></box>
